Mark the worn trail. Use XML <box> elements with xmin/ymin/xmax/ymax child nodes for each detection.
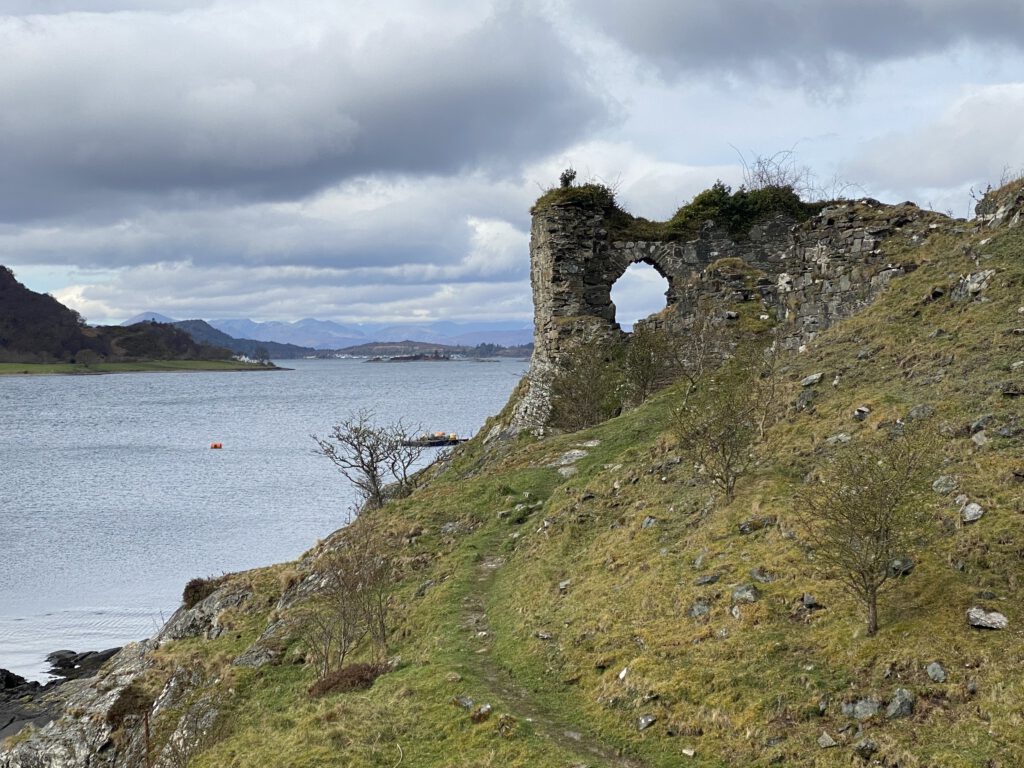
<box><xmin>459</xmin><ymin>551</ymin><xmax>647</xmax><ymax>768</ymax></box>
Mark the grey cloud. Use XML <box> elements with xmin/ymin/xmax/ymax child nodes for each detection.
<box><xmin>0</xmin><ymin>173</ymin><xmax>533</xmax><ymax>273</ymax></box>
<box><xmin>0</xmin><ymin>3</ymin><xmax>608</xmax><ymax>222</ymax></box>
<box><xmin>573</xmin><ymin>1</ymin><xmax>1024</xmax><ymax>83</ymax></box>
<box><xmin>842</xmin><ymin>84</ymin><xmax>1024</xmax><ymax>195</ymax></box>
<box><xmin>55</xmin><ymin>264</ymin><xmax>534</xmax><ymax>324</ymax></box>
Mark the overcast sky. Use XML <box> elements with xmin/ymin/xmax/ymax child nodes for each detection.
<box><xmin>2</xmin><ymin>0</ymin><xmax>1023</xmax><ymax>326</ymax></box>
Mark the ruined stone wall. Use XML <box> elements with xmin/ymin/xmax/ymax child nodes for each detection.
<box><xmin>506</xmin><ymin>194</ymin><xmax>959</xmax><ymax>434</ymax></box>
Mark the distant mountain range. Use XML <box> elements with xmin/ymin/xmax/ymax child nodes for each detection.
<box><xmin>170</xmin><ymin>320</ymin><xmax>316</xmax><ymax>359</ymax></box>
<box><xmin>122</xmin><ymin>313</ymin><xmax>534</xmax><ymax>349</ymax></box>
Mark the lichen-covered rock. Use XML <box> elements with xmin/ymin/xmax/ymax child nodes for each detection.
<box><xmin>886</xmin><ymin>688</ymin><xmax>915</xmax><ymax>719</ymax></box>
<box><xmin>158</xmin><ymin>583</ymin><xmax>252</xmax><ymax>642</ymax></box>
<box><xmin>967</xmin><ymin>607</ymin><xmax>1009</xmax><ymax>630</ymax></box>
<box><xmin>0</xmin><ymin>641</ymin><xmax>156</xmax><ymax>768</ymax></box>
<box><xmin>841</xmin><ymin>697</ymin><xmax>881</xmax><ymax>720</ymax></box>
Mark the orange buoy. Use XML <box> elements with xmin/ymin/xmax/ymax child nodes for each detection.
<box><xmin>210</xmin><ymin>442</ymin><xmax>222</xmax><ymax>449</ymax></box>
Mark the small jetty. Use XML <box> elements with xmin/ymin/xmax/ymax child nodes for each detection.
<box><xmin>401</xmin><ymin>431</ymin><xmax>468</xmax><ymax>447</ymax></box>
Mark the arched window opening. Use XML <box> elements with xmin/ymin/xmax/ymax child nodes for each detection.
<box><xmin>610</xmin><ymin>262</ymin><xmax>670</xmax><ymax>330</ymax></box>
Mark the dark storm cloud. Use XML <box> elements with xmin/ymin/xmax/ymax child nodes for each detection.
<box><xmin>0</xmin><ymin>3</ymin><xmax>609</xmax><ymax>223</ymax></box>
<box><xmin>573</xmin><ymin>0</ymin><xmax>1024</xmax><ymax>82</ymax></box>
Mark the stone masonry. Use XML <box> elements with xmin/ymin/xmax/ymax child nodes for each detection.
<box><xmin>506</xmin><ymin>191</ymin><xmax>972</xmax><ymax>433</ymax></box>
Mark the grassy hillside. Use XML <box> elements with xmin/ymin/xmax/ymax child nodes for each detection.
<box><xmin>8</xmin><ymin>216</ymin><xmax>1022</xmax><ymax>767</ymax></box>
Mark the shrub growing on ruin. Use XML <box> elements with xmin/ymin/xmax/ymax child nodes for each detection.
<box><xmin>622</xmin><ymin>323</ymin><xmax>678</xmax><ymax>406</ymax></box>
<box><xmin>548</xmin><ymin>340</ymin><xmax>623</xmax><ymax>431</ymax></box>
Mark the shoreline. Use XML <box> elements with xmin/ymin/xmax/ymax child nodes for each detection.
<box><xmin>0</xmin><ymin>360</ymin><xmax>289</xmax><ymax>376</ymax></box>
<box><xmin>1</xmin><ymin>649</ymin><xmax>119</xmax><ymax>741</ymax></box>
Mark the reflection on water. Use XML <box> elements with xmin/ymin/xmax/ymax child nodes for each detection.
<box><xmin>0</xmin><ymin>358</ymin><xmax>527</xmax><ymax>679</ymax></box>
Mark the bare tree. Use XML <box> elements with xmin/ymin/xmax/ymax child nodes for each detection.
<box><xmin>313</xmin><ymin>410</ymin><xmax>424</xmax><ymax>510</ymax></box>
<box><xmin>671</xmin><ymin>340</ymin><xmax>780</xmax><ymax>501</ymax></box>
<box><xmin>549</xmin><ymin>340</ymin><xmax>623</xmax><ymax>431</ymax></box>
<box><xmin>622</xmin><ymin>323</ymin><xmax>677</xmax><ymax>406</ymax></box>
<box><xmin>797</xmin><ymin>429</ymin><xmax>938</xmax><ymax>636</ymax></box>
<box><xmin>672</xmin><ymin>303</ymin><xmax>728</xmax><ymax>404</ymax></box>
<box><xmin>300</xmin><ymin>520</ymin><xmax>395</xmax><ymax>676</ymax></box>
<box><xmin>732</xmin><ymin>146</ymin><xmax>813</xmax><ymax>195</ymax></box>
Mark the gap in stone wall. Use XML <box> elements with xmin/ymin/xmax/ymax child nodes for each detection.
<box><xmin>610</xmin><ymin>261</ymin><xmax>670</xmax><ymax>330</ymax></box>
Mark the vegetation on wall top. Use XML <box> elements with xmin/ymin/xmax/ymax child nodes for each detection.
<box><xmin>533</xmin><ymin>175</ymin><xmax>825</xmax><ymax>243</ymax></box>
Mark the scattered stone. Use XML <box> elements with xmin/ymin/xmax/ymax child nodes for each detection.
<box><xmin>853</xmin><ymin>739</ymin><xmax>879</xmax><ymax>760</ymax></box>
<box><xmin>886</xmin><ymin>688</ymin><xmax>915</xmax><ymax>719</ymax></box>
<box><xmin>971</xmin><ymin>431</ymin><xmax>991</xmax><ymax>448</ymax></box>
<box><xmin>841</xmin><ymin>697</ymin><xmax>881</xmax><ymax>720</ymax></box>
<box><xmin>535</xmin><ymin>631</ymin><xmax>553</xmax><ymax>641</ymax></box>
<box><xmin>471</xmin><ymin>703</ymin><xmax>493</xmax><ymax>722</ymax></box>
<box><xmin>552</xmin><ymin>449</ymin><xmax>588</xmax><ymax>467</ymax></box>
<box><xmin>951</xmin><ymin>269</ymin><xmax>996</xmax><ymax>302</ymax></box>
<box><xmin>801</xmin><ymin>593</ymin><xmax>824</xmax><ymax>611</ymax></box>
<box><xmin>970</xmin><ymin>414</ymin><xmax>994</xmax><ymax>433</ymax></box>
<box><xmin>558</xmin><ymin>466</ymin><xmax>578</xmax><ymax>478</ymax></box>
<box><xmin>689</xmin><ymin>600</ymin><xmax>711</xmax><ymax>619</ymax></box>
<box><xmin>641</xmin><ymin>515</ymin><xmax>657</xmax><ymax>529</ymax></box>
<box><xmin>888</xmin><ymin>556</ymin><xmax>915</xmax><ymax>577</ymax></box>
<box><xmin>932</xmin><ymin>475</ymin><xmax>958</xmax><ymax>494</ymax></box>
<box><xmin>967</xmin><ymin>607</ymin><xmax>1008</xmax><ymax>630</ymax></box>
<box><xmin>415</xmin><ymin>579</ymin><xmax>436</xmax><ymax>598</ymax></box>
<box><xmin>853</xmin><ymin>405</ymin><xmax>871</xmax><ymax>421</ymax></box>
<box><xmin>801</xmin><ymin>372</ymin><xmax>824</xmax><ymax>387</ymax></box>
<box><xmin>695</xmin><ymin>573</ymin><xmax>720</xmax><ymax>586</ymax></box>
<box><xmin>750</xmin><ymin>566</ymin><xmax>776</xmax><ymax>584</ymax></box>
<box><xmin>446</xmin><ymin>672</ymin><xmax>462</xmax><ymax>683</ymax></box>
<box><xmin>496</xmin><ymin>713</ymin><xmax>517</xmax><ymax>737</ymax></box>
<box><xmin>618</xmin><ymin>667</ymin><xmax>629</xmax><ymax>681</ymax></box>
<box><xmin>724</xmin><ymin>310</ymin><xmax>740</xmax><ymax>320</ymax></box>
<box><xmin>738</xmin><ymin>516</ymin><xmax>776</xmax><ymax>534</ymax></box>
<box><xmin>637</xmin><ymin>714</ymin><xmax>657</xmax><ymax>731</ymax></box>
<box><xmin>681</xmin><ymin>747</ymin><xmax>696</xmax><ymax>757</ymax></box>
<box><xmin>452</xmin><ymin>695</ymin><xmax>475</xmax><ymax>709</ymax></box>
<box><xmin>817</xmin><ymin>731</ymin><xmax>838</xmax><ymax>749</ymax></box>
<box><xmin>1013</xmin><ymin>469</ymin><xmax>1024</xmax><ymax>483</ymax></box>
<box><xmin>926</xmin><ymin>662</ymin><xmax>947</xmax><ymax>683</ymax></box>
<box><xmin>732</xmin><ymin>584</ymin><xmax>761</xmax><ymax>604</ymax></box>
<box><xmin>558</xmin><ymin>579</ymin><xmax>571</xmax><ymax>593</ymax></box>
<box><xmin>440</xmin><ymin>521</ymin><xmax>462</xmax><ymax>535</ymax></box>
<box><xmin>906</xmin><ymin>403</ymin><xmax>935</xmax><ymax>421</ymax></box>
<box><xmin>1002</xmin><ymin>383</ymin><xmax>1024</xmax><ymax>398</ymax></box>
<box><xmin>961</xmin><ymin>501</ymin><xmax>985</xmax><ymax>523</ymax></box>
<box><xmin>795</xmin><ymin>389</ymin><xmax>815</xmax><ymax>410</ymax></box>
<box><xmin>825</xmin><ymin>432</ymin><xmax>852</xmax><ymax>446</ymax></box>
<box><xmin>856</xmin><ymin>348</ymin><xmax>874</xmax><ymax>360</ymax></box>
<box><xmin>1011</xmin><ymin>360</ymin><xmax>1024</xmax><ymax>371</ymax></box>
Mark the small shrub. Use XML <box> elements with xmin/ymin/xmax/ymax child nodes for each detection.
<box><xmin>308</xmin><ymin>662</ymin><xmax>387</xmax><ymax>698</ymax></box>
<box><xmin>182</xmin><ymin>576</ymin><xmax>224</xmax><ymax>608</ymax></box>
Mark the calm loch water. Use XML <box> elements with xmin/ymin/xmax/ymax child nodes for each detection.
<box><xmin>0</xmin><ymin>358</ymin><xmax>527</xmax><ymax>679</ymax></box>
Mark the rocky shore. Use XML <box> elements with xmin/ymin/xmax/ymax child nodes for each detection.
<box><xmin>1</xmin><ymin>649</ymin><xmax>120</xmax><ymax>742</ymax></box>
